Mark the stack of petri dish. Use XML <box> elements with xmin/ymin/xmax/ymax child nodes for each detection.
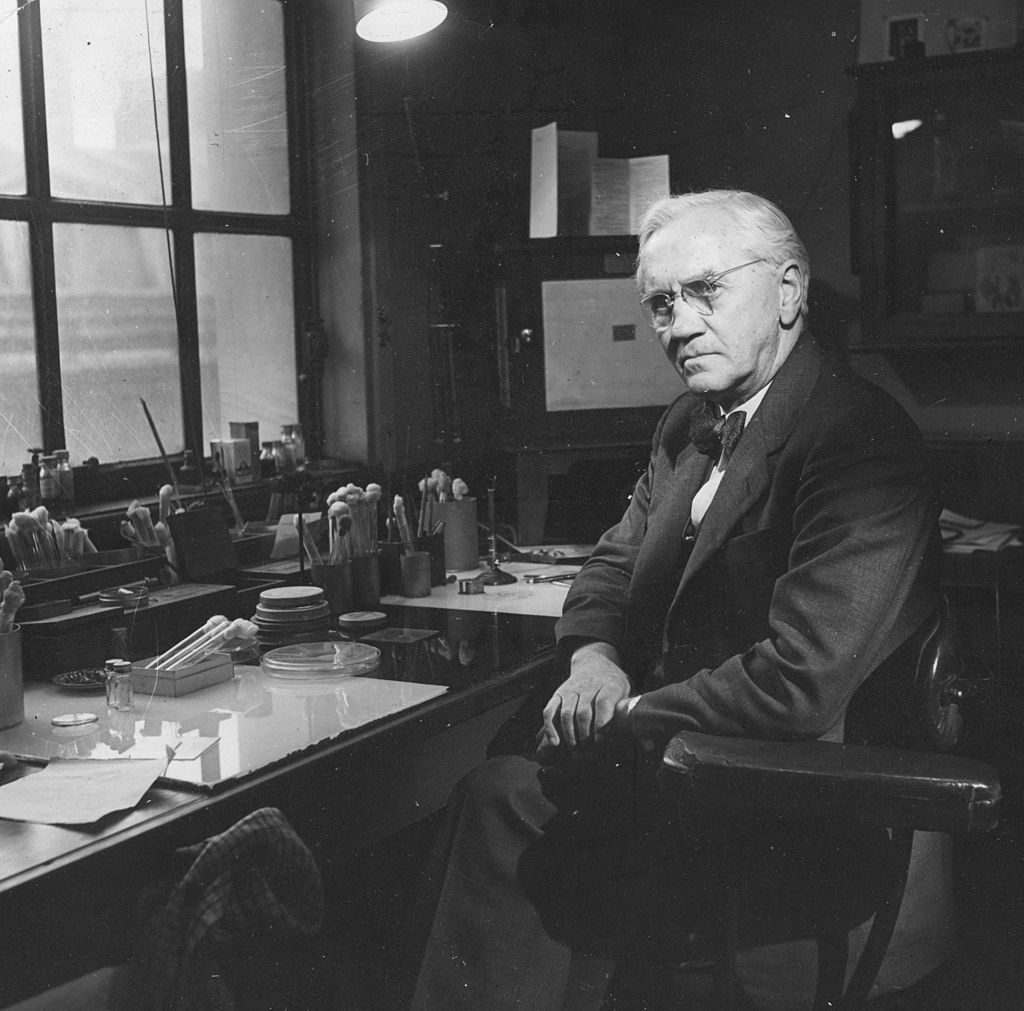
<box><xmin>252</xmin><ymin>585</ymin><xmax>333</xmax><ymax>648</ymax></box>
<box><xmin>261</xmin><ymin>640</ymin><xmax>381</xmax><ymax>681</ymax></box>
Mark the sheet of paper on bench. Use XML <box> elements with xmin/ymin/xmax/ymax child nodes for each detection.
<box><xmin>382</xmin><ymin>562</ymin><xmax>576</xmax><ymax>617</ymax></box>
<box><xmin>0</xmin><ymin>757</ymin><xmax>165</xmax><ymax>825</ymax></box>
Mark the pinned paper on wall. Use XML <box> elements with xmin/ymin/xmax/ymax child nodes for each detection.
<box><xmin>589</xmin><ymin>155</ymin><xmax>670</xmax><ymax>236</ymax></box>
<box><xmin>529</xmin><ymin>123</ymin><xmax>598</xmax><ymax>238</ymax></box>
<box><xmin>530</xmin><ymin>123</ymin><xmax>667</xmax><ymax>238</ymax></box>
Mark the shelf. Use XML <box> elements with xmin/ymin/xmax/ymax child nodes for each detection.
<box><xmin>869</xmin><ymin>313</ymin><xmax>1024</xmax><ymax>344</ymax></box>
<box><xmin>851</xmin><ymin>339</ymin><xmax>1024</xmax><ymax>354</ymax></box>
<box><xmin>849</xmin><ymin>47</ymin><xmax>1024</xmax><ymax>82</ymax></box>
<box><xmin>898</xmin><ymin>193</ymin><xmax>1024</xmax><ymax>216</ymax></box>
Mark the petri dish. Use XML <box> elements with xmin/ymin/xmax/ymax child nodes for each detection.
<box><xmin>261</xmin><ymin>640</ymin><xmax>381</xmax><ymax>680</ymax></box>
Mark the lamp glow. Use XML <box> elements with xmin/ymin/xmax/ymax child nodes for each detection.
<box><xmin>355</xmin><ymin>0</ymin><xmax>448</xmax><ymax>42</ymax></box>
<box><xmin>891</xmin><ymin>118</ymin><xmax>924</xmax><ymax>140</ymax></box>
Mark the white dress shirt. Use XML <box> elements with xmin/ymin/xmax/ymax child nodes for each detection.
<box><xmin>690</xmin><ymin>382</ymin><xmax>771</xmax><ymax>530</ymax></box>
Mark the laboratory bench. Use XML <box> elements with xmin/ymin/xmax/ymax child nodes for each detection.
<box><xmin>0</xmin><ymin>568</ymin><xmax>567</xmax><ymax>1005</ymax></box>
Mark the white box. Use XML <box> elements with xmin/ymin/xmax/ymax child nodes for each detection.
<box><xmin>210</xmin><ymin>437</ymin><xmax>253</xmax><ymax>484</ymax></box>
<box><xmin>132</xmin><ymin>654</ymin><xmax>234</xmax><ymax>697</ymax></box>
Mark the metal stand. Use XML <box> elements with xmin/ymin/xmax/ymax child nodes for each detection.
<box><xmin>476</xmin><ymin>479</ymin><xmax>517</xmax><ymax>586</ymax></box>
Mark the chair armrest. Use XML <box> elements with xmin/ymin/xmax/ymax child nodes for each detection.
<box><xmin>660</xmin><ymin>731</ymin><xmax>1001</xmax><ymax>837</ymax></box>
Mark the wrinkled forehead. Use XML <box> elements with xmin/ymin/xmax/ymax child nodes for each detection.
<box><xmin>639</xmin><ymin>207</ymin><xmax>752</xmax><ymax>289</ymax></box>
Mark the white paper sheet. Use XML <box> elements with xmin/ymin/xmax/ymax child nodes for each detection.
<box><xmin>589</xmin><ymin>154</ymin><xmax>670</xmax><ymax>235</ymax></box>
<box><xmin>529</xmin><ymin>122</ymin><xmax>558</xmax><ymax>238</ymax></box>
<box><xmin>530</xmin><ymin>123</ymin><xmax>599</xmax><ymax>238</ymax></box>
<box><xmin>0</xmin><ymin>757</ymin><xmax>165</xmax><ymax>825</ymax></box>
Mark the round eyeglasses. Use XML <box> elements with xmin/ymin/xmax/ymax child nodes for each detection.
<box><xmin>640</xmin><ymin>258</ymin><xmax>764</xmax><ymax>329</ymax></box>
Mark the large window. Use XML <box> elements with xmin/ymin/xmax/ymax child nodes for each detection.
<box><xmin>0</xmin><ymin>0</ymin><xmax>310</xmax><ymax>480</ymax></box>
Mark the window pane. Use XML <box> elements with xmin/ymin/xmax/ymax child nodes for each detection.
<box><xmin>0</xmin><ymin>221</ymin><xmax>42</xmax><ymax>473</ymax></box>
<box><xmin>185</xmin><ymin>0</ymin><xmax>290</xmax><ymax>214</ymax></box>
<box><xmin>41</xmin><ymin>0</ymin><xmax>170</xmax><ymax>204</ymax></box>
<box><xmin>195</xmin><ymin>234</ymin><xmax>297</xmax><ymax>445</ymax></box>
<box><xmin>0</xmin><ymin>0</ymin><xmax>25</xmax><ymax>195</ymax></box>
<box><xmin>54</xmin><ymin>223</ymin><xmax>182</xmax><ymax>465</ymax></box>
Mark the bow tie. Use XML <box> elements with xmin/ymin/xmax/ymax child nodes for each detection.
<box><xmin>688</xmin><ymin>401</ymin><xmax>746</xmax><ymax>463</ymax></box>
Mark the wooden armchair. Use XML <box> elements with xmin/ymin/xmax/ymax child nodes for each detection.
<box><xmin>658</xmin><ymin>595</ymin><xmax>1002</xmax><ymax>1009</ymax></box>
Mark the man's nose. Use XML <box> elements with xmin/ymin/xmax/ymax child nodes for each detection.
<box><xmin>665</xmin><ymin>298</ymin><xmax>705</xmax><ymax>343</ymax></box>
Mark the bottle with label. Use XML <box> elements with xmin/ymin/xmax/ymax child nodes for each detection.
<box><xmin>104</xmin><ymin>658</ymin><xmax>134</xmax><ymax>712</ymax></box>
<box><xmin>39</xmin><ymin>455</ymin><xmax>59</xmax><ymax>512</ymax></box>
<box><xmin>54</xmin><ymin>450</ymin><xmax>75</xmax><ymax>511</ymax></box>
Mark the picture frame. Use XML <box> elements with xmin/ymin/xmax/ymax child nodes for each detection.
<box><xmin>886</xmin><ymin>14</ymin><xmax>924</xmax><ymax>60</ymax></box>
<box><xmin>945</xmin><ymin>16</ymin><xmax>989</xmax><ymax>53</ymax></box>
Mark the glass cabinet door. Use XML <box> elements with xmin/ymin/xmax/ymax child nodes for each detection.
<box><xmin>853</xmin><ymin>52</ymin><xmax>1024</xmax><ymax>345</ymax></box>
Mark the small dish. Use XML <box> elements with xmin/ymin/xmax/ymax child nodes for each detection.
<box><xmin>262</xmin><ymin>641</ymin><xmax>380</xmax><ymax>679</ymax></box>
<box><xmin>52</xmin><ymin>668</ymin><xmax>107</xmax><ymax>692</ymax></box>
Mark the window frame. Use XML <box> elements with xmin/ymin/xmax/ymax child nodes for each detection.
<box><xmin>0</xmin><ymin>0</ymin><xmax>317</xmax><ymax>485</ymax></box>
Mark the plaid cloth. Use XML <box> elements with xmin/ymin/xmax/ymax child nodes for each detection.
<box><xmin>125</xmin><ymin>807</ymin><xmax>324</xmax><ymax>1011</ymax></box>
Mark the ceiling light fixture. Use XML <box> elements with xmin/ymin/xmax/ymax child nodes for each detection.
<box><xmin>354</xmin><ymin>0</ymin><xmax>448</xmax><ymax>43</ymax></box>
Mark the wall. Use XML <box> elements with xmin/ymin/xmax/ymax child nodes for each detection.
<box><xmin>320</xmin><ymin>1</ymin><xmax>1023</xmax><ymax>483</ymax></box>
<box><xmin>307</xmin><ymin>0</ymin><xmax>369</xmax><ymax>464</ymax></box>
<box><xmin>352</xmin><ymin>0</ymin><xmax>864</xmax><ymax>478</ymax></box>
<box><xmin>857</xmin><ymin>0</ymin><xmax>1019</xmax><ymax>62</ymax></box>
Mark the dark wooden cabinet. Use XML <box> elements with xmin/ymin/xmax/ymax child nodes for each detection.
<box><xmin>850</xmin><ymin>49</ymin><xmax>1024</xmax><ymax>354</ymax></box>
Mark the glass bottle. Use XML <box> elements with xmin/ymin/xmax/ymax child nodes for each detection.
<box><xmin>282</xmin><ymin>424</ymin><xmax>306</xmax><ymax>467</ymax></box>
<box><xmin>271</xmin><ymin>439</ymin><xmax>295</xmax><ymax>475</ymax></box>
<box><xmin>20</xmin><ymin>461</ymin><xmax>39</xmax><ymax>510</ymax></box>
<box><xmin>38</xmin><ymin>455</ymin><xmax>59</xmax><ymax>512</ymax></box>
<box><xmin>104</xmin><ymin>658</ymin><xmax>134</xmax><ymax>712</ymax></box>
<box><xmin>54</xmin><ymin>449</ymin><xmax>75</xmax><ymax>510</ymax></box>
<box><xmin>259</xmin><ymin>442</ymin><xmax>277</xmax><ymax>479</ymax></box>
<box><xmin>178</xmin><ymin>449</ymin><xmax>201</xmax><ymax>491</ymax></box>
<box><xmin>3</xmin><ymin>477</ymin><xmax>21</xmax><ymax>521</ymax></box>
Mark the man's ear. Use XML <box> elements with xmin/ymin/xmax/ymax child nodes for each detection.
<box><xmin>779</xmin><ymin>261</ymin><xmax>804</xmax><ymax>328</ymax></box>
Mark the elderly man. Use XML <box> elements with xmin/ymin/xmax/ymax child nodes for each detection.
<box><xmin>411</xmin><ymin>190</ymin><xmax>941</xmax><ymax>1009</ymax></box>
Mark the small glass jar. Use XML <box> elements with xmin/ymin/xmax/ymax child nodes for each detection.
<box><xmin>104</xmin><ymin>658</ymin><xmax>134</xmax><ymax>712</ymax></box>
<box><xmin>3</xmin><ymin>476</ymin><xmax>22</xmax><ymax>520</ymax></box>
<box><xmin>259</xmin><ymin>442</ymin><xmax>277</xmax><ymax>479</ymax></box>
<box><xmin>178</xmin><ymin>449</ymin><xmax>201</xmax><ymax>491</ymax></box>
<box><xmin>54</xmin><ymin>449</ymin><xmax>75</xmax><ymax>509</ymax></box>
<box><xmin>38</xmin><ymin>456</ymin><xmax>59</xmax><ymax>510</ymax></box>
<box><xmin>281</xmin><ymin>424</ymin><xmax>305</xmax><ymax>467</ymax></box>
<box><xmin>271</xmin><ymin>439</ymin><xmax>295</xmax><ymax>475</ymax></box>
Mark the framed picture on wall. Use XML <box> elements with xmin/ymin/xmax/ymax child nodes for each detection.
<box><xmin>945</xmin><ymin>16</ymin><xmax>989</xmax><ymax>53</ymax></box>
<box><xmin>886</xmin><ymin>14</ymin><xmax>924</xmax><ymax>59</ymax></box>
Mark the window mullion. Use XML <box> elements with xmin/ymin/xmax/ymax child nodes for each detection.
<box><xmin>20</xmin><ymin>0</ymin><xmax>64</xmax><ymax>452</ymax></box>
<box><xmin>163</xmin><ymin>0</ymin><xmax>203</xmax><ymax>465</ymax></box>
<box><xmin>286</xmin><ymin>1</ymin><xmax>322</xmax><ymax>461</ymax></box>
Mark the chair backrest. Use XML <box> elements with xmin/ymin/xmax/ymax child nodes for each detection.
<box><xmin>845</xmin><ymin>592</ymin><xmax>970</xmax><ymax>754</ymax></box>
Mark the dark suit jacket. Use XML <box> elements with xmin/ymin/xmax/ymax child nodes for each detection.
<box><xmin>555</xmin><ymin>332</ymin><xmax>942</xmax><ymax>748</ymax></box>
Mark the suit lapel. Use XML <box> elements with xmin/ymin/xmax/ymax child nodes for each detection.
<box><xmin>634</xmin><ymin>441</ymin><xmax>710</xmax><ymax>587</ymax></box>
<box><xmin>674</xmin><ymin>333</ymin><xmax>824</xmax><ymax>594</ymax></box>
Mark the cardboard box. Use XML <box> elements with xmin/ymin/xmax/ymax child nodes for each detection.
<box><xmin>210</xmin><ymin>437</ymin><xmax>253</xmax><ymax>484</ymax></box>
<box><xmin>132</xmin><ymin>653</ymin><xmax>234</xmax><ymax>697</ymax></box>
<box><xmin>229</xmin><ymin>421</ymin><xmax>260</xmax><ymax>466</ymax></box>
